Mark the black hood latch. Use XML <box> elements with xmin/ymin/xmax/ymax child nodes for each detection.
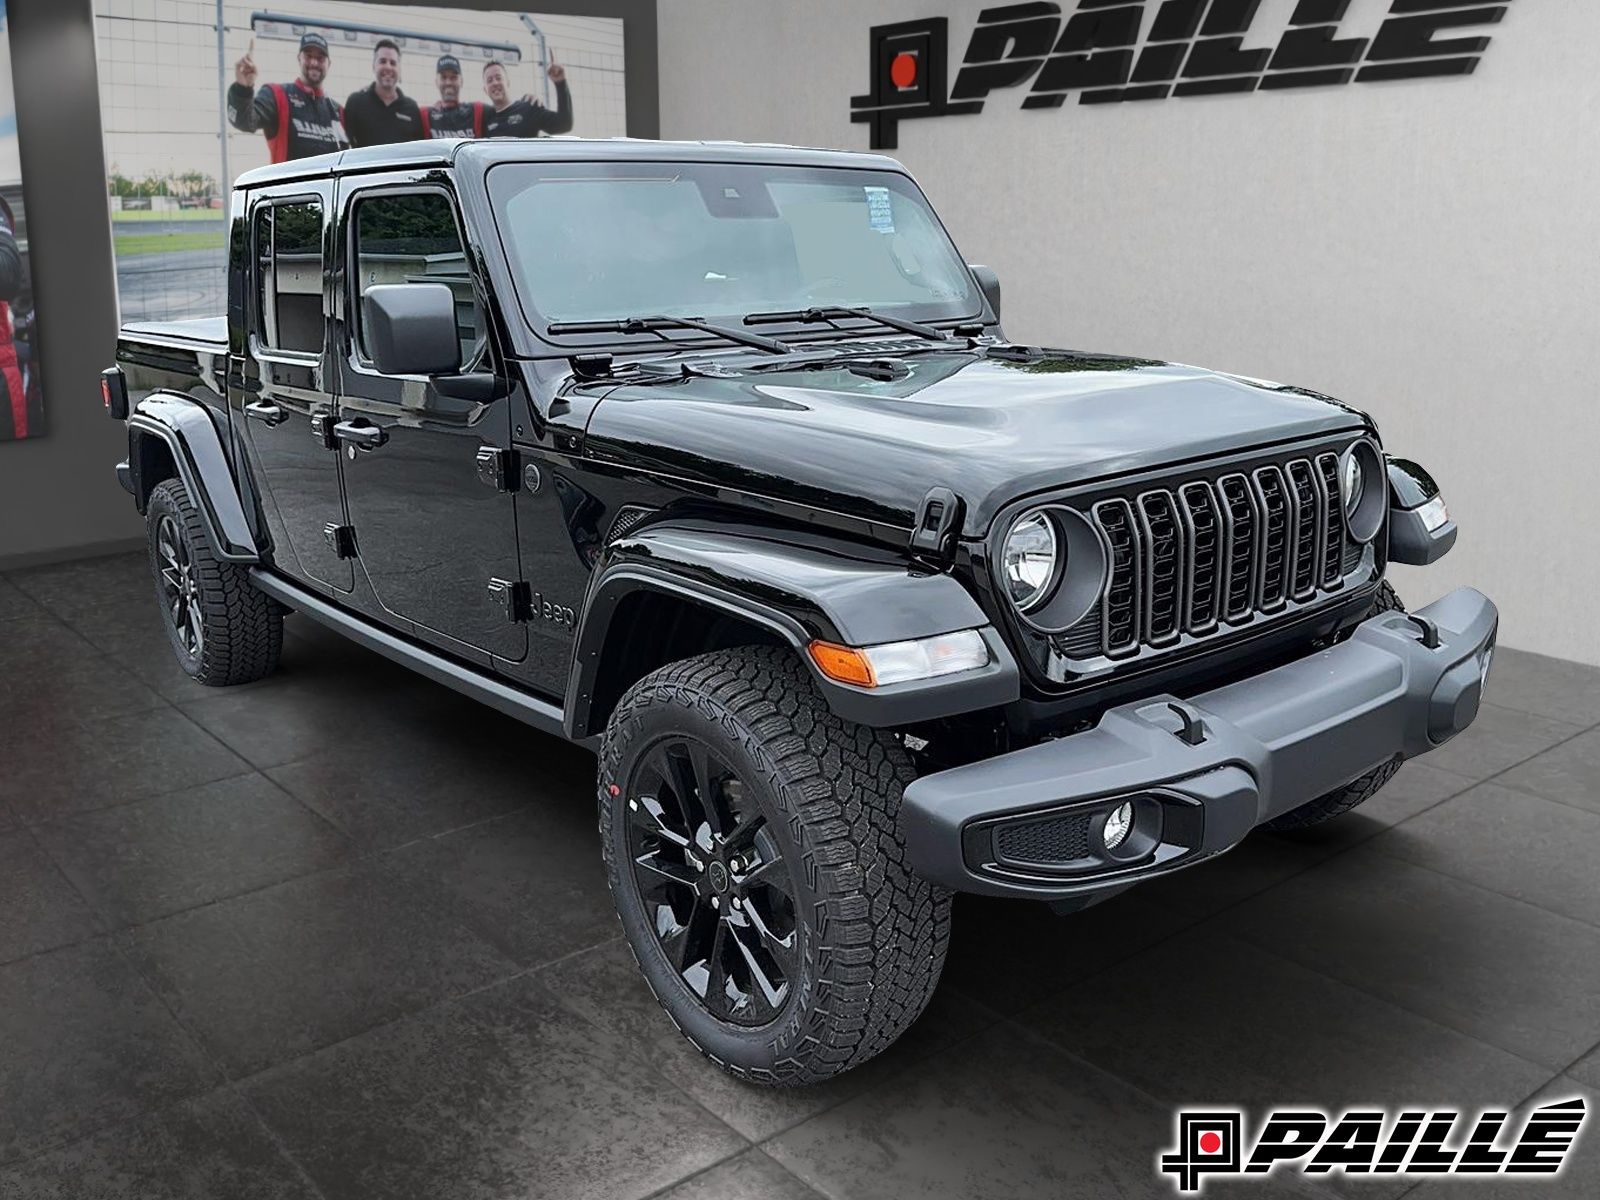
<box><xmin>910</xmin><ymin>486</ymin><xmax>964</xmax><ymax>570</ymax></box>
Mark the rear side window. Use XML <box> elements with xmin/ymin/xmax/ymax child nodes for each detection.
<box><xmin>254</xmin><ymin>200</ymin><xmax>324</xmax><ymax>355</ymax></box>
<box><xmin>351</xmin><ymin>192</ymin><xmax>483</xmax><ymax>368</ymax></box>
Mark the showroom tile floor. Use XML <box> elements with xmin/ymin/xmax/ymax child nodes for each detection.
<box><xmin>1</xmin><ymin>552</ymin><xmax>1597</xmax><ymax>1199</ymax></box>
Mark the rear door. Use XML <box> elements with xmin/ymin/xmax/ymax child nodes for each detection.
<box><xmin>236</xmin><ymin>183</ymin><xmax>351</xmax><ymax>592</ymax></box>
<box><xmin>333</xmin><ymin>174</ymin><xmax>526</xmax><ymax>663</ymax></box>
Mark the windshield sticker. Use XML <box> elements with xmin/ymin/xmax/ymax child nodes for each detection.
<box><xmin>864</xmin><ymin>186</ymin><xmax>895</xmax><ymax>234</ymax></box>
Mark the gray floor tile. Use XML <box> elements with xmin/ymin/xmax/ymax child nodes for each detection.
<box><xmin>655</xmin><ymin>1149</ymin><xmax>824</xmax><ymax>1200</ymax></box>
<box><xmin>0</xmin><ymin>611</ymin><xmax>165</xmax><ymax>725</ymax></box>
<box><xmin>177</xmin><ymin>651</ymin><xmax>467</xmax><ymax>769</ymax></box>
<box><xmin>1220</xmin><ymin>849</ymin><xmax>1600</xmax><ymax>1069</ymax></box>
<box><xmin>9</xmin><ymin>552</ymin><xmax>157</xmax><ymax>621</ymax></box>
<box><xmin>1572</xmin><ymin>1048</ymin><xmax>1600</xmax><ymax>1091</ymax></box>
<box><xmin>539</xmin><ymin>938</ymin><xmax>998</xmax><ymax>1142</ymax></box>
<box><xmin>1369</xmin><ymin>783</ymin><xmax>1600</xmax><ymax>928</ymax></box>
<box><xmin>1018</xmin><ymin>932</ymin><xmax>1550</xmax><ymax>1114</ymax></box>
<box><xmin>266</xmin><ymin>713</ymin><xmax>583</xmax><ymax>852</ymax></box>
<box><xmin>1421</xmin><ymin>702</ymin><xmax>1583</xmax><ymax>781</ymax></box>
<box><xmin>765</xmin><ymin>1021</ymin><xmax>1319</xmax><ymax>1200</ymax></box>
<box><xmin>1</xmin><ymin>706</ymin><xmax>251</xmax><ymax>825</ymax></box>
<box><xmin>941</xmin><ymin>890</ymin><xmax>1201</xmax><ymax>1014</ymax></box>
<box><xmin>386</xmin><ymin>804</ymin><xmax>618</xmax><ymax>970</ymax></box>
<box><xmin>0</xmin><ymin>829</ymin><xmax>102</xmax><ymax>964</ymax></box>
<box><xmin>0</xmin><ymin>939</ymin><xmax>218</xmax><ymax>1165</ymax></box>
<box><xmin>1408</xmin><ymin>1077</ymin><xmax>1598</xmax><ymax>1199</ymax></box>
<box><xmin>0</xmin><ymin>574</ymin><xmax>42</xmax><ymax>621</ymax></box>
<box><xmin>121</xmin><ymin>861</ymin><xmax>520</xmax><ymax>1078</ymax></box>
<box><xmin>1498</xmin><ymin>728</ymin><xmax>1600</xmax><ymax>817</ymax></box>
<box><xmin>243</xmin><ymin>973</ymin><xmax>747</xmax><ymax>1200</ymax></box>
<box><xmin>34</xmin><ymin>773</ymin><xmax>351</xmax><ymax>929</ymax></box>
<box><xmin>1480</xmin><ymin>645</ymin><xmax>1600</xmax><ymax>727</ymax></box>
<box><xmin>58</xmin><ymin>597</ymin><xmax>279</xmax><ymax>706</ymax></box>
<box><xmin>0</xmin><ymin>1091</ymin><xmax>320</xmax><ymax>1199</ymax></box>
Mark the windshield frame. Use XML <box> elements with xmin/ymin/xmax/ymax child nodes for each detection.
<box><xmin>483</xmin><ymin>158</ymin><xmax>986</xmax><ymax>355</ymax></box>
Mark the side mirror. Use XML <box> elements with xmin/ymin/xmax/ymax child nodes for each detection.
<box><xmin>363</xmin><ymin>284</ymin><xmax>461</xmax><ymax>377</ymax></box>
<box><xmin>968</xmin><ymin>264</ymin><xmax>1001</xmax><ymax>322</ymax></box>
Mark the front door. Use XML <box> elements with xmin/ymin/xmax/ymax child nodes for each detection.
<box><xmin>236</xmin><ymin>184</ymin><xmax>351</xmax><ymax>592</ymax></box>
<box><xmin>334</xmin><ymin>179</ymin><xmax>526</xmax><ymax>662</ymax></box>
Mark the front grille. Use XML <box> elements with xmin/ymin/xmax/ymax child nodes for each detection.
<box><xmin>1088</xmin><ymin>452</ymin><xmax>1353</xmax><ymax>659</ymax></box>
<box><xmin>994</xmin><ymin>813</ymin><xmax>1090</xmax><ymax>866</ymax></box>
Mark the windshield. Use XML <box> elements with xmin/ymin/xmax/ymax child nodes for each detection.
<box><xmin>487</xmin><ymin>161</ymin><xmax>979</xmax><ymax>336</ymax></box>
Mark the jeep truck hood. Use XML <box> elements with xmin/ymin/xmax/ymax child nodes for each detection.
<box><xmin>581</xmin><ymin>349</ymin><xmax>1370</xmax><ymax>537</ymax></box>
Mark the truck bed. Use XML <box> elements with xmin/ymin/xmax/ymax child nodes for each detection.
<box><xmin>120</xmin><ymin>316</ymin><xmax>227</xmax><ymax>349</ymax></box>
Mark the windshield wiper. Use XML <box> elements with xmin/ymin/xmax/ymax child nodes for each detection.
<box><xmin>547</xmin><ymin>315</ymin><xmax>789</xmax><ymax>354</ymax></box>
<box><xmin>742</xmin><ymin>305</ymin><xmax>951</xmax><ymax>342</ymax></box>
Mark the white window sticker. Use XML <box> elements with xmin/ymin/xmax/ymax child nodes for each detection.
<box><xmin>864</xmin><ymin>186</ymin><xmax>895</xmax><ymax>234</ymax></box>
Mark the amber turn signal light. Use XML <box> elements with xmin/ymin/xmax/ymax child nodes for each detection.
<box><xmin>807</xmin><ymin>640</ymin><xmax>876</xmax><ymax>687</ymax></box>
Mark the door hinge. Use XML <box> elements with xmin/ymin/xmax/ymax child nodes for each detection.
<box><xmin>910</xmin><ymin>486</ymin><xmax>964</xmax><ymax>569</ymax></box>
<box><xmin>476</xmin><ymin>446</ymin><xmax>520</xmax><ymax>492</ymax></box>
<box><xmin>487</xmin><ymin>577</ymin><xmax>532</xmax><ymax>623</ymax></box>
<box><xmin>322</xmin><ymin>523</ymin><xmax>356</xmax><ymax>559</ymax></box>
<box><xmin>310</xmin><ymin>412</ymin><xmax>338</xmax><ymax>450</ymax></box>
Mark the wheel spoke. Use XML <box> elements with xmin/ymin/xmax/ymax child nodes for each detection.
<box><xmin>632</xmin><ymin>851</ymin><xmax>697</xmax><ymax>891</ymax></box>
<box><xmin>660</xmin><ymin>897</ymin><xmax>716</xmax><ymax>976</ymax></box>
<box><xmin>726</xmin><ymin>913</ymin><xmax>788</xmax><ymax>1011</ymax></box>
<box><xmin>629</xmin><ymin>793</ymin><xmax>691</xmax><ymax>851</ymax></box>
<box><xmin>704</xmin><ymin>920</ymin><xmax>733</xmax><ymax>1018</ymax></box>
<box><xmin>187</xmin><ymin>604</ymin><xmax>205</xmax><ymax>655</ymax></box>
<box><xmin>742</xmin><ymin>897</ymin><xmax>796</xmax><ymax>964</ymax></box>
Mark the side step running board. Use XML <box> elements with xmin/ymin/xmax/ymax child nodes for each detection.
<box><xmin>248</xmin><ymin>569</ymin><xmax>575</xmax><ymax>745</ymax></box>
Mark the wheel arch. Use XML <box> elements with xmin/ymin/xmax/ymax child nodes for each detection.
<box><xmin>127</xmin><ymin>392</ymin><xmax>258</xmax><ymax>562</ymax></box>
<box><xmin>564</xmin><ymin>520</ymin><xmax>1020</xmax><ymax>740</ymax></box>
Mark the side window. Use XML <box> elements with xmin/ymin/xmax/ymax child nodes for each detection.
<box><xmin>352</xmin><ymin>192</ymin><xmax>484</xmax><ymax>368</ymax></box>
<box><xmin>254</xmin><ymin>200</ymin><xmax>325</xmax><ymax>355</ymax></box>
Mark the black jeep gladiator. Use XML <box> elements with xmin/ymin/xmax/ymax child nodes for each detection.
<box><xmin>107</xmin><ymin>138</ymin><xmax>1494</xmax><ymax>1085</ymax></box>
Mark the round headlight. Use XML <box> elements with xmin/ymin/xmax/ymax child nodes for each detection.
<box><xmin>1001</xmin><ymin>511</ymin><xmax>1061</xmax><ymax>612</ymax></box>
<box><xmin>1342</xmin><ymin>452</ymin><xmax>1365</xmax><ymax>516</ymax></box>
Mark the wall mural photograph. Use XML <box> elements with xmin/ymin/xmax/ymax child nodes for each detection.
<box><xmin>0</xmin><ymin>0</ymin><xmax>43</xmax><ymax>441</ymax></box>
<box><xmin>93</xmin><ymin>1</ymin><xmax>628</xmax><ymax>323</ymax></box>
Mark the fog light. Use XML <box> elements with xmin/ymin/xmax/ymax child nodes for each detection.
<box><xmin>1103</xmin><ymin>801</ymin><xmax>1134</xmax><ymax>851</ymax></box>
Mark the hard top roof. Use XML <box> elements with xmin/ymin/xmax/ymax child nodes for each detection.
<box><xmin>232</xmin><ymin>137</ymin><xmax>903</xmax><ymax>189</ymax></box>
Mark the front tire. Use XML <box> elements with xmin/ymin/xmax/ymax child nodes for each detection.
<box><xmin>1263</xmin><ymin>581</ymin><xmax>1404</xmax><ymax>832</ymax></box>
<box><xmin>598</xmin><ymin>646</ymin><xmax>951</xmax><ymax>1085</ymax></box>
<box><xmin>146</xmin><ymin>477</ymin><xmax>282</xmax><ymax>686</ymax></box>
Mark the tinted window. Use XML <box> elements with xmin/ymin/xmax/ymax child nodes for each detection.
<box><xmin>352</xmin><ymin>192</ymin><xmax>483</xmax><ymax>367</ymax></box>
<box><xmin>254</xmin><ymin>201</ymin><xmax>324</xmax><ymax>354</ymax></box>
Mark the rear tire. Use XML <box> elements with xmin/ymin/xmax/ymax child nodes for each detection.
<box><xmin>598</xmin><ymin>645</ymin><xmax>951</xmax><ymax>1085</ymax></box>
<box><xmin>1263</xmin><ymin>581</ymin><xmax>1404</xmax><ymax>832</ymax></box>
<box><xmin>146</xmin><ymin>477</ymin><xmax>282</xmax><ymax>686</ymax></box>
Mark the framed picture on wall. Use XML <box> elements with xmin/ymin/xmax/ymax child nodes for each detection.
<box><xmin>0</xmin><ymin>0</ymin><xmax>44</xmax><ymax>442</ymax></box>
<box><xmin>93</xmin><ymin>1</ymin><xmax>630</xmax><ymax>324</ymax></box>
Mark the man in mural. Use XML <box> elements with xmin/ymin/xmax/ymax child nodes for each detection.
<box><xmin>228</xmin><ymin>33</ymin><xmax>348</xmax><ymax>163</ymax></box>
<box><xmin>420</xmin><ymin>55</ymin><xmax>488</xmax><ymax>139</ymax></box>
<box><xmin>482</xmin><ymin>58</ymin><xmax>573</xmax><ymax>138</ymax></box>
<box><xmin>343</xmin><ymin>38</ymin><xmax>423</xmax><ymax>147</ymax></box>
<box><xmin>0</xmin><ymin>195</ymin><xmax>25</xmax><ymax>441</ymax></box>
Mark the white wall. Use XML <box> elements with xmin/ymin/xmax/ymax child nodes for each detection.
<box><xmin>658</xmin><ymin>0</ymin><xmax>1599</xmax><ymax>666</ymax></box>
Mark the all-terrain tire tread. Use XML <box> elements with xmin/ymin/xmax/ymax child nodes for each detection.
<box><xmin>598</xmin><ymin>645</ymin><xmax>950</xmax><ymax>1086</ymax></box>
<box><xmin>147</xmin><ymin>477</ymin><xmax>282</xmax><ymax>686</ymax></box>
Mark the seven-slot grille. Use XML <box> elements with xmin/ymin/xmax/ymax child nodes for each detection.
<box><xmin>1090</xmin><ymin>452</ymin><xmax>1350</xmax><ymax>657</ymax></box>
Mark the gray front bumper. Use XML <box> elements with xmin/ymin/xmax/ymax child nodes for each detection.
<box><xmin>902</xmin><ymin>587</ymin><xmax>1498</xmax><ymax>900</ymax></box>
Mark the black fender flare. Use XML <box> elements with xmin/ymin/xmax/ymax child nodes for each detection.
<box><xmin>127</xmin><ymin>392</ymin><xmax>259</xmax><ymax>562</ymax></box>
<box><xmin>564</xmin><ymin>521</ymin><xmax>1020</xmax><ymax>738</ymax></box>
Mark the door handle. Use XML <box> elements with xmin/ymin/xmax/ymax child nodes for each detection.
<box><xmin>333</xmin><ymin>420</ymin><xmax>388</xmax><ymax>450</ymax></box>
<box><xmin>244</xmin><ymin>400</ymin><xmax>287</xmax><ymax>426</ymax></box>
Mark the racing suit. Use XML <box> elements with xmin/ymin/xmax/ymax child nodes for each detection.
<box><xmin>420</xmin><ymin>101</ymin><xmax>487</xmax><ymax>139</ymax></box>
<box><xmin>227</xmin><ymin>80</ymin><xmax>348</xmax><ymax>163</ymax></box>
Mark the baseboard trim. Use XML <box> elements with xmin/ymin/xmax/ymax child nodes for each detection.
<box><xmin>0</xmin><ymin>536</ymin><xmax>145</xmax><ymax>572</ymax></box>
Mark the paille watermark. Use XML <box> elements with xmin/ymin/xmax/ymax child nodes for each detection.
<box><xmin>1159</xmin><ymin>1098</ymin><xmax>1587</xmax><ymax>1194</ymax></box>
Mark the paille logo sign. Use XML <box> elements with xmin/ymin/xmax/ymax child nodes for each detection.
<box><xmin>850</xmin><ymin>0</ymin><xmax>1511</xmax><ymax>149</ymax></box>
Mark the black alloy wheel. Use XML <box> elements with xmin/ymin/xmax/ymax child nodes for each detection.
<box><xmin>625</xmin><ymin>735</ymin><xmax>798</xmax><ymax>1027</ymax></box>
<box><xmin>155</xmin><ymin>510</ymin><xmax>205</xmax><ymax>659</ymax></box>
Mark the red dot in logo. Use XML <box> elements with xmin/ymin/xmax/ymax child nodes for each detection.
<box><xmin>1199</xmin><ymin>1132</ymin><xmax>1223</xmax><ymax>1155</ymax></box>
<box><xmin>890</xmin><ymin>52</ymin><xmax>918</xmax><ymax>89</ymax></box>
